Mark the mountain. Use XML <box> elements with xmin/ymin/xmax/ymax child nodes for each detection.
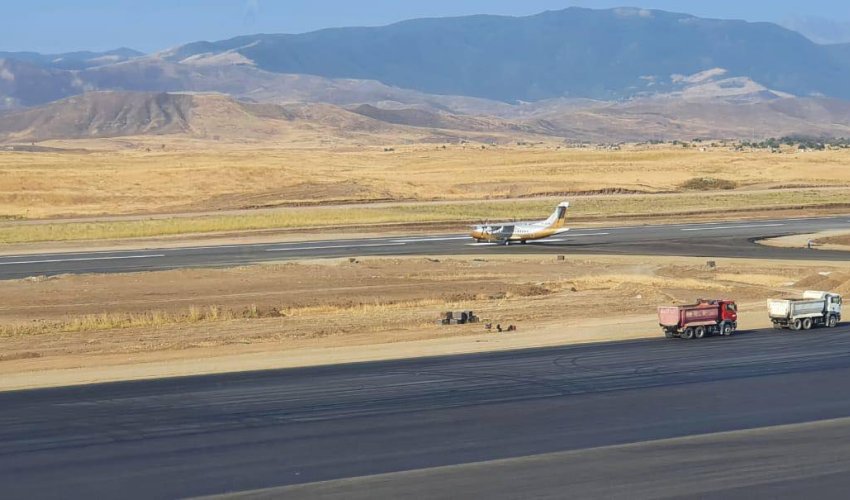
<box><xmin>0</xmin><ymin>48</ymin><xmax>142</xmax><ymax>70</ymax></box>
<box><xmin>0</xmin><ymin>92</ymin><xmax>193</xmax><ymax>141</ymax></box>
<box><xmin>0</xmin><ymin>55</ymin><xmax>511</xmax><ymax>114</ymax></box>
<box><xmin>0</xmin><ymin>59</ymin><xmax>83</xmax><ymax>109</ymax></box>
<box><xmin>4</xmin><ymin>8</ymin><xmax>850</xmax><ymax>142</ymax></box>
<box><xmin>7</xmin><ymin>7</ymin><xmax>850</xmax><ymax>108</ymax></box>
<box><xmin>524</xmin><ymin>96</ymin><xmax>850</xmax><ymax>142</ymax></box>
<box><xmin>4</xmin><ymin>85</ymin><xmax>850</xmax><ymax>145</ymax></box>
<box><xmin>0</xmin><ymin>91</ymin><xmax>539</xmax><ymax>144</ymax></box>
<box><xmin>156</xmin><ymin>7</ymin><xmax>850</xmax><ymax>102</ymax></box>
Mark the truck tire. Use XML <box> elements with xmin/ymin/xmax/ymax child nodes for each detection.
<box><xmin>790</xmin><ymin>319</ymin><xmax>802</xmax><ymax>331</ymax></box>
<box><xmin>664</xmin><ymin>329</ymin><xmax>674</xmax><ymax>339</ymax></box>
<box><xmin>681</xmin><ymin>328</ymin><xmax>695</xmax><ymax>340</ymax></box>
<box><xmin>694</xmin><ymin>326</ymin><xmax>706</xmax><ymax>339</ymax></box>
<box><xmin>722</xmin><ymin>322</ymin><xmax>734</xmax><ymax>336</ymax></box>
<box><xmin>802</xmin><ymin>318</ymin><xmax>813</xmax><ymax>330</ymax></box>
<box><xmin>773</xmin><ymin>322</ymin><xmax>782</xmax><ymax>330</ymax></box>
<box><xmin>828</xmin><ymin>315</ymin><xmax>838</xmax><ymax>328</ymax></box>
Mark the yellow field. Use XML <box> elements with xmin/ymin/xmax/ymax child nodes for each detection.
<box><xmin>3</xmin><ymin>144</ymin><xmax>850</xmax><ymax>220</ymax></box>
<box><xmin>2</xmin><ymin>188</ymin><xmax>850</xmax><ymax>244</ymax></box>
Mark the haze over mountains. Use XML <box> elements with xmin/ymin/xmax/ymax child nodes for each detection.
<box><xmin>3</xmin><ymin>7</ymin><xmax>850</xmax><ymax>143</ymax></box>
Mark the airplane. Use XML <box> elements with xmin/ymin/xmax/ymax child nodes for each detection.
<box><xmin>470</xmin><ymin>201</ymin><xmax>570</xmax><ymax>245</ymax></box>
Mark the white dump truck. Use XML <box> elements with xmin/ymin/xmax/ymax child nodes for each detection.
<box><xmin>767</xmin><ymin>291</ymin><xmax>842</xmax><ymax>330</ymax></box>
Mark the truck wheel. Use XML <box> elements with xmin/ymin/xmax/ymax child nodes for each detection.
<box><xmin>802</xmin><ymin>318</ymin><xmax>813</xmax><ymax>330</ymax></box>
<box><xmin>773</xmin><ymin>322</ymin><xmax>782</xmax><ymax>330</ymax></box>
<box><xmin>722</xmin><ymin>323</ymin><xmax>734</xmax><ymax>336</ymax></box>
<box><xmin>694</xmin><ymin>326</ymin><xmax>706</xmax><ymax>339</ymax></box>
<box><xmin>681</xmin><ymin>328</ymin><xmax>695</xmax><ymax>340</ymax></box>
<box><xmin>828</xmin><ymin>315</ymin><xmax>838</xmax><ymax>328</ymax></box>
<box><xmin>664</xmin><ymin>329</ymin><xmax>674</xmax><ymax>339</ymax></box>
<box><xmin>790</xmin><ymin>319</ymin><xmax>802</xmax><ymax>331</ymax></box>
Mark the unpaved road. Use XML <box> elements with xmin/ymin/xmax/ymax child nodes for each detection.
<box><xmin>3</xmin><ymin>254</ymin><xmax>846</xmax><ymax>391</ymax></box>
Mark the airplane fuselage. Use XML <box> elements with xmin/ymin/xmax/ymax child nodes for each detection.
<box><xmin>471</xmin><ymin>201</ymin><xmax>570</xmax><ymax>244</ymax></box>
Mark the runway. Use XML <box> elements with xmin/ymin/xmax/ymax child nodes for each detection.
<box><xmin>6</xmin><ymin>327</ymin><xmax>850</xmax><ymax>498</ymax></box>
<box><xmin>3</xmin><ymin>214</ymin><xmax>850</xmax><ymax>279</ymax></box>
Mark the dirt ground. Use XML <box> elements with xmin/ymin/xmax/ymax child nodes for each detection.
<box><xmin>2</xmin><ymin>254</ymin><xmax>847</xmax><ymax>391</ymax></box>
<box><xmin>3</xmin><ymin>143</ymin><xmax>850</xmax><ymax>219</ymax></box>
<box><xmin>760</xmin><ymin>230</ymin><xmax>850</xmax><ymax>252</ymax></box>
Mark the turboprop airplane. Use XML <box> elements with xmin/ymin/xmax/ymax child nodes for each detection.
<box><xmin>470</xmin><ymin>201</ymin><xmax>570</xmax><ymax>245</ymax></box>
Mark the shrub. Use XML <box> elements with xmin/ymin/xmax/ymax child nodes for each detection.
<box><xmin>679</xmin><ymin>177</ymin><xmax>737</xmax><ymax>191</ymax></box>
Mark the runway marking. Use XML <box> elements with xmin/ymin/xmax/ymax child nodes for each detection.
<box><xmin>265</xmin><ymin>243</ymin><xmax>407</xmax><ymax>252</ymax></box>
<box><xmin>391</xmin><ymin>236</ymin><xmax>471</xmax><ymax>243</ymax></box>
<box><xmin>541</xmin><ymin>232</ymin><xmax>611</xmax><ymax>243</ymax></box>
<box><xmin>563</xmin><ymin>232</ymin><xmax>610</xmax><ymax>237</ymax></box>
<box><xmin>0</xmin><ymin>254</ymin><xmax>166</xmax><ymax>265</ymax></box>
<box><xmin>681</xmin><ymin>223</ymin><xmax>785</xmax><ymax>232</ymax></box>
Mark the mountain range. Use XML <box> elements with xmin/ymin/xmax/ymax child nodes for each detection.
<box><xmin>3</xmin><ymin>7</ymin><xmax>850</xmax><ymax>143</ymax></box>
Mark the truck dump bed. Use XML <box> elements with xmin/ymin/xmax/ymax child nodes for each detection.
<box><xmin>657</xmin><ymin>302</ymin><xmax>721</xmax><ymax>327</ymax></box>
<box><xmin>768</xmin><ymin>298</ymin><xmax>825</xmax><ymax>319</ymax></box>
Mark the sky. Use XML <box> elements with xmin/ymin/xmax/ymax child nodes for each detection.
<box><xmin>3</xmin><ymin>0</ymin><xmax>850</xmax><ymax>54</ymax></box>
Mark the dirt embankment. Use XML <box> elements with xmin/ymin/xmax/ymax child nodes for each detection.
<box><xmin>1</xmin><ymin>255</ymin><xmax>846</xmax><ymax>391</ymax></box>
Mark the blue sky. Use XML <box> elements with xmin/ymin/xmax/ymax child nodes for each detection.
<box><xmin>3</xmin><ymin>0</ymin><xmax>850</xmax><ymax>53</ymax></box>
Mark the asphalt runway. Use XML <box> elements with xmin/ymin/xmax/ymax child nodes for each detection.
<box><xmin>3</xmin><ymin>214</ymin><xmax>850</xmax><ymax>279</ymax></box>
<box><xmin>6</xmin><ymin>327</ymin><xmax>850</xmax><ymax>498</ymax></box>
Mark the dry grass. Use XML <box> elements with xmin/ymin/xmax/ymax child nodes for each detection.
<box><xmin>0</xmin><ymin>305</ymin><xmax>239</xmax><ymax>337</ymax></box>
<box><xmin>3</xmin><ymin>144</ymin><xmax>850</xmax><ymax>219</ymax></box>
<box><xmin>0</xmin><ymin>299</ymin><xmax>459</xmax><ymax>337</ymax></box>
<box><xmin>2</xmin><ymin>188</ymin><xmax>850</xmax><ymax>243</ymax></box>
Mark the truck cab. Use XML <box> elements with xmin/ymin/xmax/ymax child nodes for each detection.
<box><xmin>719</xmin><ymin>299</ymin><xmax>738</xmax><ymax>323</ymax></box>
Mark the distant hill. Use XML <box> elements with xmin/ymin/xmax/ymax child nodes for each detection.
<box><xmin>3</xmin><ymin>88</ymin><xmax>850</xmax><ymax>144</ymax></box>
<box><xmin>0</xmin><ymin>48</ymin><xmax>142</xmax><ymax>70</ymax></box>
<box><xmin>0</xmin><ymin>59</ymin><xmax>82</xmax><ymax>108</ymax></box>
<box><xmin>156</xmin><ymin>7</ymin><xmax>850</xmax><ymax>102</ymax></box>
<box><xmin>0</xmin><ymin>91</ymin><xmax>521</xmax><ymax>144</ymax></box>
<box><xmin>0</xmin><ymin>92</ymin><xmax>193</xmax><ymax>141</ymax></box>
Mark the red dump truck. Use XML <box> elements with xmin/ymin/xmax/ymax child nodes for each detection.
<box><xmin>658</xmin><ymin>299</ymin><xmax>738</xmax><ymax>339</ymax></box>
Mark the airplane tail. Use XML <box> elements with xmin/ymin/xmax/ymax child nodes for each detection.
<box><xmin>544</xmin><ymin>201</ymin><xmax>570</xmax><ymax>228</ymax></box>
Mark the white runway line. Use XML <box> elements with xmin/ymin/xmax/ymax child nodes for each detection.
<box><xmin>265</xmin><ymin>243</ymin><xmax>407</xmax><ymax>252</ymax></box>
<box><xmin>681</xmin><ymin>223</ymin><xmax>785</xmax><ymax>232</ymax></box>
<box><xmin>0</xmin><ymin>254</ymin><xmax>166</xmax><ymax>265</ymax></box>
<box><xmin>563</xmin><ymin>232</ymin><xmax>611</xmax><ymax>237</ymax></box>
<box><xmin>391</xmin><ymin>236</ymin><xmax>471</xmax><ymax>243</ymax></box>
